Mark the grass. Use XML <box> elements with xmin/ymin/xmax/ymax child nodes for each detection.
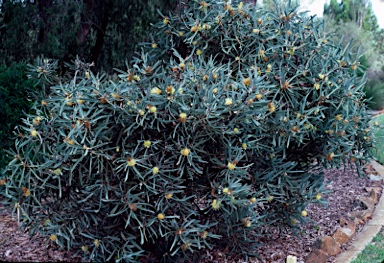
<box><xmin>352</xmin><ymin>227</ymin><xmax>384</xmax><ymax>263</ymax></box>
<box><xmin>351</xmin><ymin>115</ymin><xmax>384</xmax><ymax>263</ymax></box>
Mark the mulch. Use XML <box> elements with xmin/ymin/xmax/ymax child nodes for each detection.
<box><xmin>253</xmin><ymin>164</ymin><xmax>381</xmax><ymax>263</ymax></box>
<box><xmin>0</xmin><ymin>163</ymin><xmax>381</xmax><ymax>263</ymax></box>
<box><xmin>0</xmin><ymin>207</ymin><xmax>82</xmax><ymax>262</ymax></box>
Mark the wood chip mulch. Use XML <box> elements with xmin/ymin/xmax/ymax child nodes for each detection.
<box><xmin>0</xmin><ymin>207</ymin><xmax>83</xmax><ymax>262</ymax></box>
<box><xmin>253</xmin><ymin>164</ymin><xmax>381</xmax><ymax>263</ymax></box>
<box><xmin>0</xmin><ymin>164</ymin><xmax>381</xmax><ymax>262</ymax></box>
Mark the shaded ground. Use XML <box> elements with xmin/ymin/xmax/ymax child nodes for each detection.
<box><xmin>252</xmin><ymin>165</ymin><xmax>381</xmax><ymax>263</ymax></box>
<box><xmin>0</xmin><ymin>164</ymin><xmax>381</xmax><ymax>262</ymax></box>
<box><xmin>0</xmin><ymin>207</ymin><xmax>82</xmax><ymax>262</ymax></box>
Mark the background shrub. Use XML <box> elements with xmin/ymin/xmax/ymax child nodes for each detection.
<box><xmin>0</xmin><ymin>63</ymin><xmax>37</xmax><ymax>170</ymax></box>
<box><xmin>0</xmin><ymin>1</ymin><xmax>374</xmax><ymax>262</ymax></box>
<box><xmin>0</xmin><ymin>0</ymin><xmax>178</xmax><ymax>73</ymax></box>
<box><xmin>364</xmin><ymin>79</ymin><xmax>384</xmax><ymax>110</ymax></box>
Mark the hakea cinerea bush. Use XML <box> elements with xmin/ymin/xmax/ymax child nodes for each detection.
<box><xmin>0</xmin><ymin>0</ymin><xmax>373</xmax><ymax>262</ymax></box>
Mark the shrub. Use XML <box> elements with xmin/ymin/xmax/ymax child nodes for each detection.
<box><xmin>364</xmin><ymin>79</ymin><xmax>384</xmax><ymax>110</ymax></box>
<box><xmin>0</xmin><ymin>63</ymin><xmax>37</xmax><ymax>170</ymax></box>
<box><xmin>0</xmin><ymin>1</ymin><xmax>373</xmax><ymax>262</ymax></box>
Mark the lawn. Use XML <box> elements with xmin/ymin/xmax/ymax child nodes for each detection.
<box><xmin>352</xmin><ymin>227</ymin><xmax>384</xmax><ymax>263</ymax></box>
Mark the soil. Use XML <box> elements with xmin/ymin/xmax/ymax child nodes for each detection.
<box><xmin>0</xmin><ymin>164</ymin><xmax>381</xmax><ymax>263</ymax></box>
<box><xmin>253</xmin><ymin>164</ymin><xmax>382</xmax><ymax>263</ymax></box>
<box><xmin>0</xmin><ymin>208</ymin><xmax>83</xmax><ymax>262</ymax></box>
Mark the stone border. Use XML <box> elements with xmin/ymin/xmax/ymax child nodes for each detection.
<box><xmin>304</xmin><ymin>160</ymin><xmax>384</xmax><ymax>263</ymax></box>
<box><xmin>334</xmin><ymin>160</ymin><xmax>384</xmax><ymax>263</ymax></box>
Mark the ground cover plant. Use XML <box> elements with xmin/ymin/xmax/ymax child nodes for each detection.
<box><xmin>0</xmin><ymin>1</ymin><xmax>374</xmax><ymax>262</ymax></box>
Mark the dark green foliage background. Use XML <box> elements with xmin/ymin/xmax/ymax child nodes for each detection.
<box><xmin>364</xmin><ymin>79</ymin><xmax>384</xmax><ymax>110</ymax></box>
<box><xmin>0</xmin><ymin>0</ymin><xmax>177</xmax><ymax>73</ymax></box>
<box><xmin>0</xmin><ymin>63</ymin><xmax>37</xmax><ymax>169</ymax></box>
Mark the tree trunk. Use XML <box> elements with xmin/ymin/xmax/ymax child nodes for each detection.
<box><xmin>357</xmin><ymin>8</ymin><xmax>366</xmax><ymax>29</ymax></box>
<box><xmin>89</xmin><ymin>0</ymin><xmax>113</xmax><ymax>65</ymax></box>
<box><xmin>76</xmin><ymin>0</ymin><xmax>94</xmax><ymax>45</ymax></box>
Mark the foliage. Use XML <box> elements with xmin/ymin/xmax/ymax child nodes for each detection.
<box><xmin>323</xmin><ymin>1</ymin><xmax>384</xmax><ymax>114</ymax></box>
<box><xmin>324</xmin><ymin>21</ymin><xmax>376</xmax><ymax>67</ymax></box>
<box><xmin>371</xmin><ymin>114</ymin><xmax>384</xmax><ymax>164</ymax></box>
<box><xmin>363</xmin><ymin>79</ymin><xmax>384</xmax><ymax>110</ymax></box>
<box><xmin>262</xmin><ymin>0</ymin><xmax>300</xmax><ymax>11</ymax></box>
<box><xmin>323</xmin><ymin>0</ymin><xmax>384</xmax><ymax>74</ymax></box>
<box><xmin>0</xmin><ymin>0</ymin><xmax>374</xmax><ymax>262</ymax></box>
<box><xmin>323</xmin><ymin>0</ymin><xmax>378</xmax><ymax>31</ymax></box>
<box><xmin>0</xmin><ymin>63</ymin><xmax>37</xmax><ymax>170</ymax></box>
<box><xmin>0</xmin><ymin>0</ymin><xmax>177</xmax><ymax>73</ymax></box>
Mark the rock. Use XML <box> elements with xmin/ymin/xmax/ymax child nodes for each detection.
<box><xmin>365</xmin><ymin>186</ymin><xmax>382</xmax><ymax>195</ymax></box>
<box><xmin>353</xmin><ymin>217</ymin><xmax>365</xmax><ymax>225</ymax></box>
<box><xmin>360</xmin><ymin>209</ymin><xmax>374</xmax><ymax>222</ymax></box>
<box><xmin>352</xmin><ymin>199</ymin><xmax>369</xmax><ymax>210</ymax></box>
<box><xmin>332</xmin><ymin>222</ymin><xmax>356</xmax><ymax>245</ymax></box>
<box><xmin>352</xmin><ymin>196</ymin><xmax>376</xmax><ymax>212</ymax></box>
<box><xmin>372</xmin><ymin>180</ymin><xmax>383</xmax><ymax>187</ymax></box>
<box><xmin>333</xmin><ymin>229</ymin><xmax>350</xmax><ymax>245</ymax></box>
<box><xmin>365</xmin><ymin>164</ymin><xmax>378</xmax><ymax>175</ymax></box>
<box><xmin>358</xmin><ymin>196</ymin><xmax>376</xmax><ymax>211</ymax></box>
<box><xmin>348</xmin><ymin>211</ymin><xmax>359</xmax><ymax>218</ymax></box>
<box><xmin>369</xmin><ymin>174</ymin><xmax>382</xmax><ymax>181</ymax></box>
<box><xmin>348</xmin><ymin>189</ymin><xmax>380</xmax><ymax>224</ymax></box>
<box><xmin>339</xmin><ymin>216</ymin><xmax>348</xmax><ymax>226</ymax></box>
<box><xmin>306</xmin><ymin>249</ymin><xmax>328</xmax><ymax>263</ymax></box>
<box><xmin>349</xmin><ymin>209</ymin><xmax>374</xmax><ymax>223</ymax></box>
<box><xmin>317</xmin><ymin>236</ymin><xmax>341</xmax><ymax>256</ymax></box>
<box><xmin>313</xmin><ymin>236</ymin><xmax>341</xmax><ymax>256</ymax></box>
<box><xmin>364</xmin><ymin>163</ymin><xmax>373</xmax><ymax>170</ymax></box>
<box><xmin>368</xmin><ymin>189</ymin><xmax>379</xmax><ymax>203</ymax></box>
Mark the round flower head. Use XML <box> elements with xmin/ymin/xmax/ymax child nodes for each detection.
<box><xmin>225</xmin><ymin>98</ymin><xmax>233</xmax><ymax>106</ymax></box>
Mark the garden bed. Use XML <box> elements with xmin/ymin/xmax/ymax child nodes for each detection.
<box><xmin>0</xmin><ymin>164</ymin><xmax>381</xmax><ymax>263</ymax></box>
